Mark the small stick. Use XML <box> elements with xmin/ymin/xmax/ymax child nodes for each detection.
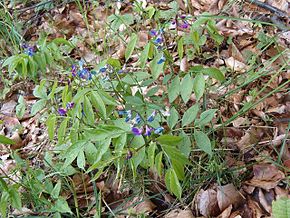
<box><xmin>246</xmin><ymin>0</ymin><xmax>289</xmax><ymax>18</ymax></box>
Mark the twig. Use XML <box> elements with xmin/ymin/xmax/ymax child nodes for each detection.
<box><xmin>246</xmin><ymin>0</ymin><xmax>289</xmax><ymax>18</ymax></box>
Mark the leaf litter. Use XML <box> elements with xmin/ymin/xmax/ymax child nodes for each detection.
<box><xmin>0</xmin><ymin>0</ymin><xmax>290</xmax><ymax>217</ymax></box>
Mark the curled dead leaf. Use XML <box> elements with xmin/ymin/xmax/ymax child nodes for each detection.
<box><xmin>196</xmin><ymin>189</ymin><xmax>220</xmax><ymax>217</ymax></box>
<box><xmin>217</xmin><ymin>184</ymin><xmax>244</xmax><ymax>211</ymax></box>
<box><xmin>245</xmin><ymin>164</ymin><xmax>285</xmax><ymax>191</ymax></box>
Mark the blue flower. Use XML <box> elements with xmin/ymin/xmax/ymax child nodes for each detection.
<box><xmin>118</xmin><ymin>110</ymin><xmax>127</xmax><ymax>115</ymax></box>
<box><xmin>132</xmin><ymin>127</ymin><xmax>143</xmax><ymax>136</ymax></box>
<box><xmin>125</xmin><ymin>110</ymin><xmax>132</xmax><ymax>122</ymax></box>
<box><xmin>25</xmin><ymin>47</ymin><xmax>35</xmax><ymax>56</ymax></box>
<box><xmin>149</xmin><ymin>29</ymin><xmax>158</xmax><ymax>36</ymax></box>
<box><xmin>99</xmin><ymin>67</ymin><xmax>107</xmax><ymax>73</ymax></box>
<box><xmin>154</xmin><ymin>127</ymin><xmax>164</xmax><ymax>134</ymax></box>
<box><xmin>78</xmin><ymin>68</ymin><xmax>92</xmax><ymax>80</ymax></box>
<box><xmin>157</xmin><ymin>56</ymin><xmax>166</xmax><ymax>65</ymax></box>
<box><xmin>135</xmin><ymin>114</ymin><xmax>141</xmax><ymax>124</ymax></box>
<box><xmin>154</xmin><ymin>37</ymin><xmax>163</xmax><ymax>44</ymax></box>
<box><xmin>78</xmin><ymin>60</ymin><xmax>85</xmax><ymax>70</ymax></box>
<box><xmin>58</xmin><ymin>108</ymin><xmax>67</xmax><ymax>116</ymax></box>
<box><xmin>147</xmin><ymin>111</ymin><xmax>156</xmax><ymax>122</ymax></box>
<box><xmin>144</xmin><ymin>125</ymin><xmax>153</xmax><ymax>136</ymax></box>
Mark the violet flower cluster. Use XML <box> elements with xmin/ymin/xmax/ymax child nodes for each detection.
<box><xmin>58</xmin><ymin>102</ymin><xmax>75</xmax><ymax>116</ymax></box>
<box><xmin>22</xmin><ymin>44</ymin><xmax>36</xmax><ymax>56</ymax></box>
<box><xmin>118</xmin><ymin>110</ymin><xmax>164</xmax><ymax>136</ymax></box>
<box><xmin>172</xmin><ymin>15</ymin><xmax>190</xmax><ymax>29</ymax></box>
<box><xmin>149</xmin><ymin>29</ymin><xmax>166</xmax><ymax>64</ymax></box>
<box><xmin>71</xmin><ymin>60</ymin><xmax>97</xmax><ymax>80</ymax></box>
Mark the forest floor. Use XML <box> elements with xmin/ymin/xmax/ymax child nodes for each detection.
<box><xmin>0</xmin><ymin>0</ymin><xmax>289</xmax><ymax>217</ymax></box>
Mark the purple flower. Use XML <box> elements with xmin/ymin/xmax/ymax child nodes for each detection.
<box><xmin>132</xmin><ymin>127</ymin><xmax>143</xmax><ymax>136</ymax></box>
<box><xmin>25</xmin><ymin>47</ymin><xmax>35</xmax><ymax>56</ymax></box>
<box><xmin>144</xmin><ymin>125</ymin><xmax>153</xmax><ymax>136</ymax></box>
<box><xmin>180</xmin><ymin>14</ymin><xmax>186</xmax><ymax>19</ymax></box>
<box><xmin>71</xmin><ymin>65</ymin><xmax>77</xmax><ymax>77</ymax></box>
<box><xmin>78</xmin><ymin>69</ymin><xmax>92</xmax><ymax>80</ymax></box>
<box><xmin>66</xmin><ymin>102</ymin><xmax>75</xmax><ymax>109</ymax></box>
<box><xmin>147</xmin><ymin>111</ymin><xmax>156</xmax><ymax>122</ymax></box>
<box><xmin>154</xmin><ymin>126</ymin><xmax>164</xmax><ymax>134</ymax></box>
<box><xmin>149</xmin><ymin>29</ymin><xmax>158</xmax><ymax>36</ymax></box>
<box><xmin>157</xmin><ymin>56</ymin><xmax>166</xmax><ymax>65</ymax></box>
<box><xmin>179</xmin><ymin>21</ymin><xmax>189</xmax><ymax>29</ymax></box>
<box><xmin>126</xmin><ymin>150</ymin><xmax>133</xmax><ymax>159</ymax></box>
<box><xmin>58</xmin><ymin>108</ymin><xmax>67</xmax><ymax>116</ymax></box>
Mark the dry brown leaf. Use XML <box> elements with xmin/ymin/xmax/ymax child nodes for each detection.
<box><xmin>133</xmin><ymin>199</ymin><xmax>156</xmax><ymax>214</ymax></box>
<box><xmin>257</xmin><ymin>188</ymin><xmax>272</xmax><ymax>213</ymax></box>
<box><xmin>225</xmin><ymin>57</ymin><xmax>247</xmax><ymax>72</ymax></box>
<box><xmin>196</xmin><ymin>189</ymin><xmax>220</xmax><ymax>217</ymax></box>
<box><xmin>217</xmin><ymin>184</ymin><xmax>244</xmax><ymax>211</ymax></box>
<box><xmin>217</xmin><ymin>204</ymin><xmax>233</xmax><ymax>218</ymax></box>
<box><xmin>245</xmin><ymin>164</ymin><xmax>285</xmax><ymax>190</ymax></box>
<box><xmin>165</xmin><ymin>209</ymin><xmax>195</xmax><ymax>218</ymax></box>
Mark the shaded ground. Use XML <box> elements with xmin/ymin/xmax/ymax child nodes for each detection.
<box><xmin>0</xmin><ymin>0</ymin><xmax>289</xmax><ymax>217</ymax></box>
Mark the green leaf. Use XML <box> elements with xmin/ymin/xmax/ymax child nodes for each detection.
<box><xmin>202</xmin><ymin>67</ymin><xmax>225</xmax><ymax>81</ymax></box>
<box><xmin>162</xmin><ymin>145</ymin><xmax>190</xmax><ymax>166</ymax></box>
<box><xmin>46</xmin><ymin>114</ymin><xmax>56</xmax><ymax>140</ymax></box>
<box><xmin>90</xmin><ymin>91</ymin><xmax>106</xmax><ymax>119</ymax></box>
<box><xmin>93</xmin><ymin>139</ymin><xmax>111</xmax><ymax>164</ymax></box>
<box><xmin>147</xmin><ymin>143</ymin><xmax>156</xmax><ymax>169</ymax></box>
<box><xmin>52</xmin><ymin>38</ymin><xmax>73</xmax><ymax>47</ymax></box>
<box><xmin>195</xmin><ymin>109</ymin><xmax>217</xmax><ymax>127</ymax></box>
<box><xmin>168</xmin><ymin>76</ymin><xmax>180</xmax><ymax>103</ymax></box>
<box><xmin>53</xmin><ymin>198</ymin><xmax>72</xmax><ymax>214</ymax></box>
<box><xmin>156</xmin><ymin>135</ymin><xmax>182</xmax><ymax>146</ymax></box>
<box><xmin>155</xmin><ymin>151</ymin><xmax>163</xmax><ymax>177</ymax></box>
<box><xmin>63</xmin><ymin>140</ymin><xmax>86</xmax><ymax>168</ymax></box>
<box><xmin>30</xmin><ymin>99</ymin><xmax>46</xmax><ymax>116</ymax></box>
<box><xmin>107</xmin><ymin>58</ymin><xmax>121</xmax><ymax>69</ymax></box>
<box><xmin>150</xmin><ymin>52</ymin><xmax>164</xmax><ymax>79</ymax></box>
<box><xmin>177</xmin><ymin>37</ymin><xmax>184</xmax><ymax>60</ymax></box>
<box><xmin>48</xmin><ymin>80</ymin><xmax>58</xmax><ymax>99</ymax></box>
<box><xmin>85</xmin><ymin>125</ymin><xmax>125</xmax><ymax>141</ymax></box>
<box><xmin>9</xmin><ymin>187</ymin><xmax>21</xmax><ymax>209</ymax></box>
<box><xmin>194</xmin><ymin>130</ymin><xmax>212</xmax><ymax>157</ymax></box>
<box><xmin>182</xmin><ymin>104</ymin><xmax>199</xmax><ymax>127</ymax></box>
<box><xmin>0</xmin><ymin>135</ymin><xmax>15</xmax><ymax>145</ymax></box>
<box><xmin>33</xmin><ymin>80</ymin><xmax>48</xmax><ymax>99</ymax></box>
<box><xmin>139</xmin><ymin>42</ymin><xmax>150</xmax><ymax>68</ymax></box>
<box><xmin>57</xmin><ymin>118</ymin><xmax>69</xmax><ymax>144</ymax></box>
<box><xmin>83</xmin><ymin>96</ymin><xmax>95</xmax><ymax>125</ymax></box>
<box><xmin>180</xmin><ymin>74</ymin><xmax>193</xmax><ymax>103</ymax></box>
<box><xmin>77</xmin><ymin>150</ymin><xmax>86</xmax><ymax>170</ymax></box>
<box><xmin>125</xmin><ymin>33</ymin><xmax>138</xmax><ymax>61</ymax></box>
<box><xmin>16</xmin><ymin>95</ymin><xmax>26</xmax><ymax>119</ymax></box>
<box><xmin>165</xmin><ymin>169</ymin><xmax>182</xmax><ymax>199</ymax></box>
<box><xmin>167</xmin><ymin>107</ymin><xmax>179</xmax><ymax>129</ymax></box>
<box><xmin>193</xmin><ymin>73</ymin><xmax>205</xmax><ymax>101</ymax></box>
<box><xmin>272</xmin><ymin>198</ymin><xmax>290</xmax><ymax>218</ymax></box>
<box><xmin>0</xmin><ymin>191</ymin><xmax>9</xmax><ymax>217</ymax></box>
<box><xmin>51</xmin><ymin>180</ymin><xmax>62</xmax><ymax>199</ymax></box>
